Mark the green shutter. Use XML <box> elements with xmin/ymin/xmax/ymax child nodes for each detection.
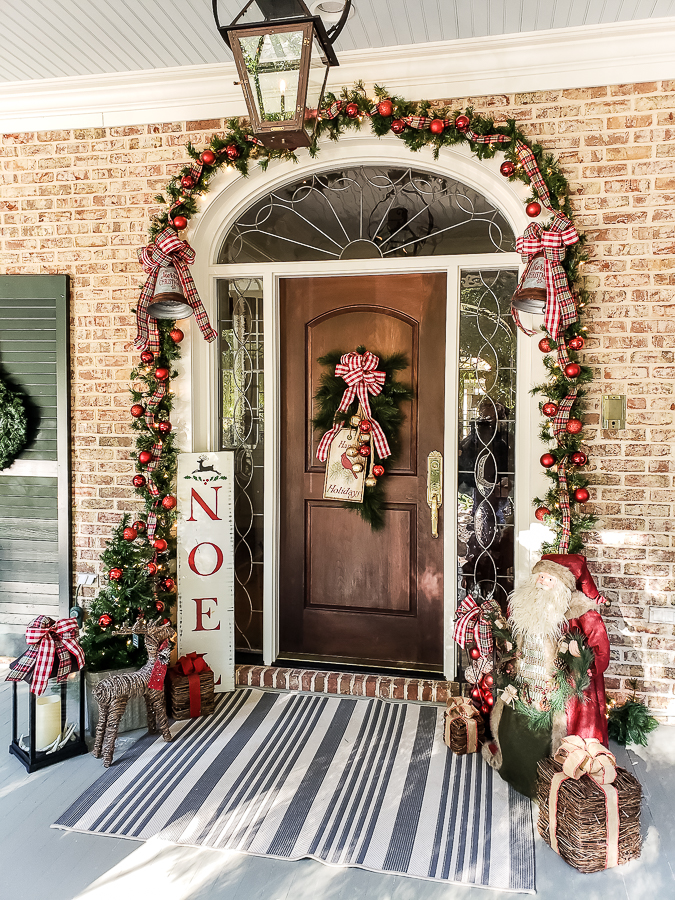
<box><xmin>0</xmin><ymin>276</ymin><xmax>69</xmax><ymax>655</ymax></box>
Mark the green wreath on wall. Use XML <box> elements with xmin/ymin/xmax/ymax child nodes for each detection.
<box><xmin>0</xmin><ymin>376</ymin><xmax>28</xmax><ymax>471</ymax></box>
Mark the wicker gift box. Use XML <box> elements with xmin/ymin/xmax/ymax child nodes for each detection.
<box><xmin>444</xmin><ymin>698</ymin><xmax>485</xmax><ymax>755</ymax></box>
<box><xmin>167</xmin><ymin>662</ymin><xmax>215</xmax><ymax>720</ymax></box>
<box><xmin>537</xmin><ymin>743</ymin><xmax>642</xmax><ymax>873</ymax></box>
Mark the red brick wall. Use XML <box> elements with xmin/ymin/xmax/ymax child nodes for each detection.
<box><xmin>2</xmin><ymin>84</ymin><xmax>675</xmax><ymax>717</ymax></box>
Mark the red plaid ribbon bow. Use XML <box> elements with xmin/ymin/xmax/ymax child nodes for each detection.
<box><xmin>453</xmin><ymin>595</ymin><xmax>500</xmax><ymax>658</ymax></box>
<box><xmin>316</xmin><ymin>351</ymin><xmax>391</xmax><ymax>462</ymax></box>
<box><xmin>134</xmin><ymin>227</ymin><xmax>217</xmax><ymax>353</ymax></box>
<box><xmin>5</xmin><ymin>615</ymin><xmax>85</xmax><ymax>696</ymax></box>
<box><xmin>515</xmin><ymin>215</ymin><xmax>579</xmax><ymax>339</ymax></box>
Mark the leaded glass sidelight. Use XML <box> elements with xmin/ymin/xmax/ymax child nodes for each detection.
<box><xmin>218</xmin><ymin>279</ymin><xmax>264</xmax><ymax>652</ymax></box>
<box><xmin>218</xmin><ymin>165</ymin><xmax>515</xmax><ymax>263</ymax></box>
<box><xmin>457</xmin><ymin>269</ymin><xmax>518</xmax><ymax>609</ymax></box>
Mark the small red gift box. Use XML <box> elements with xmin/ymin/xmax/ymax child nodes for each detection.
<box><xmin>167</xmin><ymin>652</ymin><xmax>215</xmax><ymax>719</ymax></box>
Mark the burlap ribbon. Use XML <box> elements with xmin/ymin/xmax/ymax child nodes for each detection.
<box><xmin>548</xmin><ymin>735</ymin><xmax>620</xmax><ymax>869</ymax></box>
<box><xmin>5</xmin><ymin>615</ymin><xmax>85</xmax><ymax>695</ymax></box>
<box><xmin>445</xmin><ymin>697</ymin><xmax>482</xmax><ymax>753</ymax></box>
<box><xmin>452</xmin><ymin>595</ymin><xmax>500</xmax><ymax>658</ymax></box>
<box><xmin>500</xmin><ymin>684</ymin><xmax>519</xmax><ymax>705</ymax></box>
<box><xmin>134</xmin><ymin>227</ymin><xmax>217</xmax><ymax>353</ymax></box>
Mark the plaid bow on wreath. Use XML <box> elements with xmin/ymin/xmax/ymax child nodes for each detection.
<box><xmin>134</xmin><ymin>227</ymin><xmax>217</xmax><ymax>353</ymax></box>
<box><xmin>453</xmin><ymin>595</ymin><xmax>500</xmax><ymax>658</ymax></box>
<box><xmin>5</xmin><ymin>615</ymin><xmax>85</xmax><ymax>696</ymax></box>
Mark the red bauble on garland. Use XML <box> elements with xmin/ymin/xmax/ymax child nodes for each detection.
<box><xmin>140</xmin><ymin>350</ymin><xmax>154</xmax><ymax>364</ymax></box>
<box><xmin>571</xmin><ymin>451</ymin><xmax>588</xmax><ymax>466</ymax></box>
<box><xmin>226</xmin><ymin>144</ymin><xmax>239</xmax><ymax>160</ymax></box>
<box><xmin>200</xmin><ymin>149</ymin><xmax>216</xmax><ymax>165</ymax></box>
<box><xmin>170</xmin><ymin>328</ymin><xmax>184</xmax><ymax>343</ymax></box>
<box><xmin>172</xmin><ymin>215</ymin><xmax>188</xmax><ymax>230</ymax></box>
<box><xmin>158</xmin><ymin>421</ymin><xmax>172</xmax><ymax>435</ymax></box>
<box><xmin>359</xmin><ymin>420</ymin><xmax>372</xmax><ymax>433</ymax></box>
<box><xmin>542</xmin><ymin>402</ymin><xmax>558</xmax><ymax>417</ymax></box>
<box><xmin>574</xmin><ymin>487</ymin><xmax>590</xmax><ymax>503</ymax></box>
<box><xmin>138</xmin><ymin>450</ymin><xmax>152</xmax><ymax>465</ymax></box>
<box><xmin>345</xmin><ymin>102</ymin><xmax>359</xmax><ymax>118</ymax></box>
<box><xmin>99</xmin><ymin>614</ymin><xmax>112</xmax><ymax>628</ymax></box>
<box><xmin>180</xmin><ymin>175</ymin><xmax>195</xmax><ymax>190</ymax></box>
<box><xmin>429</xmin><ymin>118</ymin><xmax>445</xmax><ymax>134</ymax></box>
<box><xmin>130</xmin><ymin>404</ymin><xmax>144</xmax><ymax>418</ymax></box>
<box><xmin>540</xmin><ymin>452</ymin><xmax>556</xmax><ymax>468</ymax></box>
<box><xmin>154</xmin><ymin>367</ymin><xmax>169</xmax><ymax>381</ymax></box>
<box><xmin>454</xmin><ymin>114</ymin><xmax>470</xmax><ymax>132</ymax></box>
<box><xmin>132</xmin><ymin>474</ymin><xmax>146</xmax><ymax>488</ymax></box>
<box><xmin>535</xmin><ymin>506</ymin><xmax>551</xmax><ymax>521</ymax></box>
<box><xmin>108</xmin><ymin>567</ymin><xmax>123</xmax><ymax>581</ymax></box>
<box><xmin>564</xmin><ymin>362</ymin><xmax>581</xmax><ymax>378</ymax></box>
<box><xmin>161</xmin><ymin>577</ymin><xmax>176</xmax><ymax>592</ymax></box>
<box><xmin>377</xmin><ymin>99</ymin><xmax>393</xmax><ymax>117</ymax></box>
<box><xmin>568</xmin><ymin>336</ymin><xmax>585</xmax><ymax>350</ymax></box>
<box><xmin>390</xmin><ymin>119</ymin><xmax>405</xmax><ymax>134</ymax></box>
<box><xmin>161</xmin><ymin>495</ymin><xmax>177</xmax><ymax>510</ymax></box>
<box><xmin>538</xmin><ymin>337</ymin><xmax>552</xmax><ymax>353</ymax></box>
<box><xmin>566</xmin><ymin>418</ymin><xmax>583</xmax><ymax>434</ymax></box>
<box><xmin>122</xmin><ymin>526</ymin><xmax>138</xmax><ymax>541</ymax></box>
<box><xmin>483</xmin><ymin>673</ymin><xmax>494</xmax><ymax>688</ymax></box>
<box><xmin>500</xmin><ymin>160</ymin><xmax>515</xmax><ymax>177</ymax></box>
<box><xmin>526</xmin><ymin>201</ymin><xmax>542</xmax><ymax>217</ymax></box>
<box><xmin>372</xmin><ymin>464</ymin><xmax>385</xmax><ymax>477</ymax></box>
<box><xmin>358</xmin><ymin>445</ymin><xmax>371</xmax><ymax>457</ymax></box>
<box><xmin>155</xmin><ymin>601</ymin><xmax>165</xmax><ymax>612</ymax></box>
<box><xmin>146</xmin><ymin>561</ymin><xmax>157</xmax><ymax>576</ymax></box>
<box><xmin>469</xmin><ymin>646</ymin><xmax>481</xmax><ymax>661</ymax></box>
<box><xmin>132</xmin><ymin>520</ymin><xmax>146</xmax><ymax>533</ymax></box>
<box><xmin>153</xmin><ymin>538</ymin><xmax>168</xmax><ymax>552</ymax></box>
<box><xmin>471</xmin><ymin>687</ymin><xmax>482</xmax><ymax>701</ymax></box>
<box><xmin>484</xmin><ymin>693</ymin><xmax>495</xmax><ymax>707</ymax></box>
<box><xmin>480</xmin><ymin>703</ymin><xmax>490</xmax><ymax>715</ymax></box>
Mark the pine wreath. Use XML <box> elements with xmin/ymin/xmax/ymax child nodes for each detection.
<box><xmin>312</xmin><ymin>346</ymin><xmax>413</xmax><ymax>530</ymax></box>
<box><xmin>0</xmin><ymin>376</ymin><xmax>28</xmax><ymax>471</ymax></box>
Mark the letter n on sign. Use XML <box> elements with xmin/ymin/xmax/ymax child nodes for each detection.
<box><xmin>177</xmin><ymin>452</ymin><xmax>235</xmax><ymax>692</ymax></box>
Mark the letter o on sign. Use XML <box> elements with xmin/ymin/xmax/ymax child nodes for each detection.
<box><xmin>187</xmin><ymin>542</ymin><xmax>224</xmax><ymax>577</ymax></box>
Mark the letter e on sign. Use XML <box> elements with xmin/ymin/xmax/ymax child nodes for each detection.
<box><xmin>193</xmin><ymin>597</ymin><xmax>221</xmax><ymax>632</ymax></box>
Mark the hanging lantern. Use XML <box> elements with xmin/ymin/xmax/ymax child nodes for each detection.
<box><xmin>213</xmin><ymin>0</ymin><xmax>351</xmax><ymax>149</ymax></box>
<box><xmin>511</xmin><ymin>252</ymin><xmax>547</xmax><ymax>316</ymax></box>
<box><xmin>147</xmin><ymin>265</ymin><xmax>194</xmax><ymax>321</ymax></box>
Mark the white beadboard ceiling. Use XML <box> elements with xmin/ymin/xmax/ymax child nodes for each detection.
<box><xmin>1</xmin><ymin>0</ymin><xmax>675</xmax><ymax>83</ymax></box>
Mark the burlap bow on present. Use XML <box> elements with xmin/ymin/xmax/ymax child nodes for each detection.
<box><xmin>548</xmin><ymin>735</ymin><xmax>620</xmax><ymax>869</ymax></box>
<box><xmin>445</xmin><ymin>697</ymin><xmax>482</xmax><ymax>753</ymax></box>
<box><xmin>5</xmin><ymin>615</ymin><xmax>85</xmax><ymax>696</ymax></box>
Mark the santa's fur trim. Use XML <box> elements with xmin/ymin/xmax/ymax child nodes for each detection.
<box><xmin>508</xmin><ymin>575</ymin><xmax>571</xmax><ymax>641</ymax></box>
<box><xmin>551</xmin><ymin>711</ymin><xmax>567</xmax><ymax>754</ymax></box>
<box><xmin>532</xmin><ymin>558</ymin><xmax>576</xmax><ymax>592</ymax></box>
<box><xmin>568</xmin><ymin>590</ymin><xmax>596</xmax><ymax>620</ymax></box>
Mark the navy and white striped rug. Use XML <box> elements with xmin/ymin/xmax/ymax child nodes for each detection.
<box><xmin>54</xmin><ymin>688</ymin><xmax>534</xmax><ymax>892</ymax></box>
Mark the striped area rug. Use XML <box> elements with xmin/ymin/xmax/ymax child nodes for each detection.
<box><xmin>54</xmin><ymin>688</ymin><xmax>534</xmax><ymax>892</ymax></box>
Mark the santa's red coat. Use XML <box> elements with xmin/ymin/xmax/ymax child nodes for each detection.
<box><xmin>565</xmin><ymin>608</ymin><xmax>610</xmax><ymax>746</ymax></box>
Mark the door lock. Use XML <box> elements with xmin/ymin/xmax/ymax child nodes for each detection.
<box><xmin>427</xmin><ymin>451</ymin><xmax>443</xmax><ymax>538</ymax></box>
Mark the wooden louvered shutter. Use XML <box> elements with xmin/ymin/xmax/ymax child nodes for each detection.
<box><xmin>0</xmin><ymin>275</ymin><xmax>70</xmax><ymax>657</ymax></box>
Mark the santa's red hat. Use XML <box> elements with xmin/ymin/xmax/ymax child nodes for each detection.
<box><xmin>533</xmin><ymin>553</ymin><xmax>607</xmax><ymax>604</ymax></box>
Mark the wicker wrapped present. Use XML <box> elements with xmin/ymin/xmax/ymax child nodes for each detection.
<box><xmin>537</xmin><ymin>735</ymin><xmax>642</xmax><ymax>873</ymax></box>
<box><xmin>444</xmin><ymin>697</ymin><xmax>485</xmax><ymax>755</ymax></box>
<box><xmin>167</xmin><ymin>652</ymin><xmax>215</xmax><ymax>720</ymax></box>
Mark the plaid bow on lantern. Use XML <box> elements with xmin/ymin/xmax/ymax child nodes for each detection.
<box><xmin>453</xmin><ymin>595</ymin><xmax>500</xmax><ymax>658</ymax></box>
<box><xmin>316</xmin><ymin>351</ymin><xmax>391</xmax><ymax>462</ymax></box>
<box><xmin>515</xmin><ymin>215</ymin><xmax>579</xmax><ymax>340</ymax></box>
<box><xmin>134</xmin><ymin>227</ymin><xmax>217</xmax><ymax>353</ymax></box>
<box><xmin>5</xmin><ymin>615</ymin><xmax>85</xmax><ymax>696</ymax></box>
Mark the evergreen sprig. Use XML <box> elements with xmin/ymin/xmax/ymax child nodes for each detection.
<box><xmin>0</xmin><ymin>377</ymin><xmax>28</xmax><ymax>470</ymax></box>
<box><xmin>608</xmin><ymin>679</ymin><xmax>659</xmax><ymax>746</ymax></box>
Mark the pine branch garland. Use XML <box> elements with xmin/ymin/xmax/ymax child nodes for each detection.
<box><xmin>0</xmin><ymin>376</ymin><xmax>28</xmax><ymax>471</ymax></box>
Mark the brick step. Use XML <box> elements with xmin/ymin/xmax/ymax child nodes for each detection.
<box><xmin>236</xmin><ymin>664</ymin><xmax>459</xmax><ymax>704</ymax></box>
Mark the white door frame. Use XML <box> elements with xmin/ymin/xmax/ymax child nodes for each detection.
<box><xmin>186</xmin><ymin>134</ymin><xmax>549</xmax><ymax>678</ymax></box>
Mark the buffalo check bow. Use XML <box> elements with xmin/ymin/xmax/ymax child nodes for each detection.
<box><xmin>453</xmin><ymin>595</ymin><xmax>500</xmax><ymax>658</ymax></box>
<box><xmin>5</xmin><ymin>615</ymin><xmax>85</xmax><ymax>696</ymax></box>
<box><xmin>134</xmin><ymin>228</ymin><xmax>217</xmax><ymax>353</ymax></box>
<box><xmin>316</xmin><ymin>351</ymin><xmax>391</xmax><ymax>462</ymax></box>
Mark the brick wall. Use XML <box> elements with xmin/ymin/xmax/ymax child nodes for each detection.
<box><xmin>2</xmin><ymin>82</ymin><xmax>675</xmax><ymax>717</ymax></box>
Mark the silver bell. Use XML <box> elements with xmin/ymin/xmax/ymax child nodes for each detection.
<box><xmin>511</xmin><ymin>252</ymin><xmax>547</xmax><ymax>315</ymax></box>
<box><xmin>148</xmin><ymin>265</ymin><xmax>194</xmax><ymax>320</ymax></box>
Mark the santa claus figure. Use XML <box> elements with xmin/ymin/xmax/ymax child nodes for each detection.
<box><xmin>482</xmin><ymin>553</ymin><xmax>610</xmax><ymax>799</ymax></box>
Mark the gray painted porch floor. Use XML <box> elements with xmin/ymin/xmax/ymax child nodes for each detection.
<box><xmin>1</xmin><ymin>671</ymin><xmax>673</xmax><ymax>900</ymax></box>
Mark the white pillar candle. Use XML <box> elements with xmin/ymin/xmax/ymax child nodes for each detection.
<box><xmin>35</xmin><ymin>695</ymin><xmax>61</xmax><ymax>750</ymax></box>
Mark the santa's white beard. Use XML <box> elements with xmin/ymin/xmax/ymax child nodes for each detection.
<box><xmin>508</xmin><ymin>575</ymin><xmax>571</xmax><ymax>642</ymax></box>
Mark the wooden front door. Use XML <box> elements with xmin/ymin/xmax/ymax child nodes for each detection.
<box><xmin>279</xmin><ymin>273</ymin><xmax>446</xmax><ymax>671</ymax></box>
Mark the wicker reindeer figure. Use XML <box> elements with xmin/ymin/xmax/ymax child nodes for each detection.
<box><xmin>92</xmin><ymin>620</ymin><xmax>175</xmax><ymax>767</ymax></box>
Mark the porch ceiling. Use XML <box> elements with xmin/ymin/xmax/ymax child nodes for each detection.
<box><xmin>1</xmin><ymin>0</ymin><xmax>675</xmax><ymax>84</ymax></box>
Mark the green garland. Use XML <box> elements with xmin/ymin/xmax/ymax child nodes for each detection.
<box><xmin>608</xmin><ymin>679</ymin><xmax>659</xmax><ymax>746</ymax></box>
<box><xmin>311</xmin><ymin>347</ymin><xmax>413</xmax><ymax>530</ymax></box>
<box><xmin>0</xmin><ymin>376</ymin><xmax>28</xmax><ymax>471</ymax></box>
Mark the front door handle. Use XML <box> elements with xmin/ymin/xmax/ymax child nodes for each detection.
<box><xmin>427</xmin><ymin>451</ymin><xmax>443</xmax><ymax>538</ymax></box>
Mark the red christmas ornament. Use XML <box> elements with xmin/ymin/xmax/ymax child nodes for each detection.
<box><xmin>108</xmin><ymin>567</ymin><xmax>123</xmax><ymax>582</ymax></box>
<box><xmin>132</xmin><ymin>520</ymin><xmax>146</xmax><ymax>533</ymax></box>
<box><xmin>526</xmin><ymin>201</ymin><xmax>542</xmax><ymax>217</ymax></box>
<box><xmin>429</xmin><ymin>118</ymin><xmax>445</xmax><ymax>134</ymax></box>
<box><xmin>358</xmin><ymin>444</ymin><xmax>371</xmax><ymax>457</ymax></box>
<box><xmin>162</xmin><ymin>618</ymin><xmax>171</xmax><ymax>625</ymax></box>
<box><xmin>372</xmin><ymin>465</ymin><xmax>385</xmax><ymax>477</ymax></box>
<box><xmin>172</xmin><ymin>215</ymin><xmax>188</xmax><ymax>230</ymax></box>
<box><xmin>542</xmin><ymin>402</ymin><xmax>558</xmax><ymax>417</ymax></box>
<box><xmin>535</xmin><ymin>506</ymin><xmax>550</xmax><ymax>521</ymax></box>
<box><xmin>480</xmin><ymin>703</ymin><xmax>490</xmax><ymax>715</ymax></box>
<box><xmin>345</xmin><ymin>102</ymin><xmax>359</xmax><ymax>118</ymax></box>
<box><xmin>161</xmin><ymin>495</ymin><xmax>177</xmax><ymax>510</ymax></box>
<box><xmin>571</xmin><ymin>451</ymin><xmax>588</xmax><ymax>466</ymax></box>
<box><xmin>469</xmin><ymin>646</ymin><xmax>481</xmax><ymax>661</ymax></box>
<box><xmin>484</xmin><ymin>694</ymin><xmax>495</xmax><ymax>707</ymax></box>
<box><xmin>180</xmin><ymin>175</ymin><xmax>195</xmax><ymax>190</ymax></box>
<box><xmin>200</xmin><ymin>149</ymin><xmax>216</xmax><ymax>165</ymax></box>
<box><xmin>146</xmin><ymin>561</ymin><xmax>158</xmax><ymax>576</ymax></box>
<box><xmin>540</xmin><ymin>453</ymin><xmax>556</xmax><ymax>468</ymax></box>
<box><xmin>138</xmin><ymin>450</ymin><xmax>152</xmax><ymax>465</ymax></box>
<box><xmin>161</xmin><ymin>577</ymin><xmax>176</xmax><ymax>592</ymax></box>
<box><xmin>471</xmin><ymin>687</ymin><xmax>482</xmax><ymax>701</ymax></box>
<box><xmin>566</xmin><ymin>418</ymin><xmax>583</xmax><ymax>435</ymax></box>
<box><xmin>538</xmin><ymin>337</ymin><xmax>553</xmax><ymax>353</ymax></box>
<box><xmin>153</xmin><ymin>538</ymin><xmax>168</xmax><ymax>552</ymax></box>
<box><xmin>155</xmin><ymin>601</ymin><xmax>165</xmax><ymax>612</ymax></box>
<box><xmin>154</xmin><ymin>367</ymin><xmax>169</xmax><ymax>381</ymax></box>
<box><xmin>500</xmin><ymin>160</ymin><xmax>515</xmax><ymax>177</ymax></box>
<box><xmin>123</xmin><ymin>527</ymin><xmax>138</xmax><ymax>541</ymax></box>
<box><xmin>564</xmin><ymin>362</ymin><xmax>581</xmax><ymax>379</ymax></box>
<box><xmin>359</xmin><ymin>420</ymin><xmax>372</xmax><ymax>433</ymax></box>
<box><xmin>170</xmin><ymin>327</ymin><xmax>184</xmax><ymax>343</ymax></box>
<box><xmin>454</xmin><ymin>114</ymin><xmax>470</xmax><ymax>132</ymax></box>
<box><xmin>574</xmin><ymin>487</ymin><xmax>590</xmax><ymax>503</ymax></box>
<box><xmin>390</xmin><ymin>119</ymin><xmax>405</xmax><ymax>134</ymax></box>
<box><xmin>568</xmin><ymin>336</ymin><xmax>585</xmax><ymax>350</ymax></box>
<box><xmin>99</xmin><ymin>614</ymin><xmax>112</xmax><ymax>628</ymax></box>
<box><xmin>226</xmin><ymin>143</ymin><xmax>240</xmax><ymax>160</ymax></box>
<box><xmin>483</xmin><ymin>673</ymin><xmax>494</xmax><ymax>688</ymax></box>
<box><xmin>133</xmin><ymin>474</ymin><xmax>146</xmax><ymax>488</ymax></box>
<box><xmin>158</xmin><ymin>421</ymin><xmax>172</xmax><ymax>435</ymax></box>
<box><xmin>130</xmin><ymin>404</ymin><xmax>144</xmax><ymax>418</ymax></box>
<box><xmin>140</xmin><ymin>350</ymin><xmax>154</xmax><ymax>364</ymax></box>
<box><xmin>377</xmin><ymin>99</ymin><xmax>393</xmax><ymax>117</ymax></box>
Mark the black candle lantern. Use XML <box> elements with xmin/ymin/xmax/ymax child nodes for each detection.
<box><xmin>213</xmin><ymin>0</ymin><xmax>351</xmax><ymax>149</ymax></box>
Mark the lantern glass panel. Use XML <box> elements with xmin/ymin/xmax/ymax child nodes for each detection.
<box><xmin>236</xmin><ymin>30</ymin><xmax>304</xmax><ymax>123</ymax></box>
<box><xmin>14</xmin><ymin>671</ymin><xmax>83</xmax><ymax>757</ymax></box>
<box><xmin>306</xmin><ymin>36</ymin><xmax>329</xmax><ymax>113</ymax></box>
